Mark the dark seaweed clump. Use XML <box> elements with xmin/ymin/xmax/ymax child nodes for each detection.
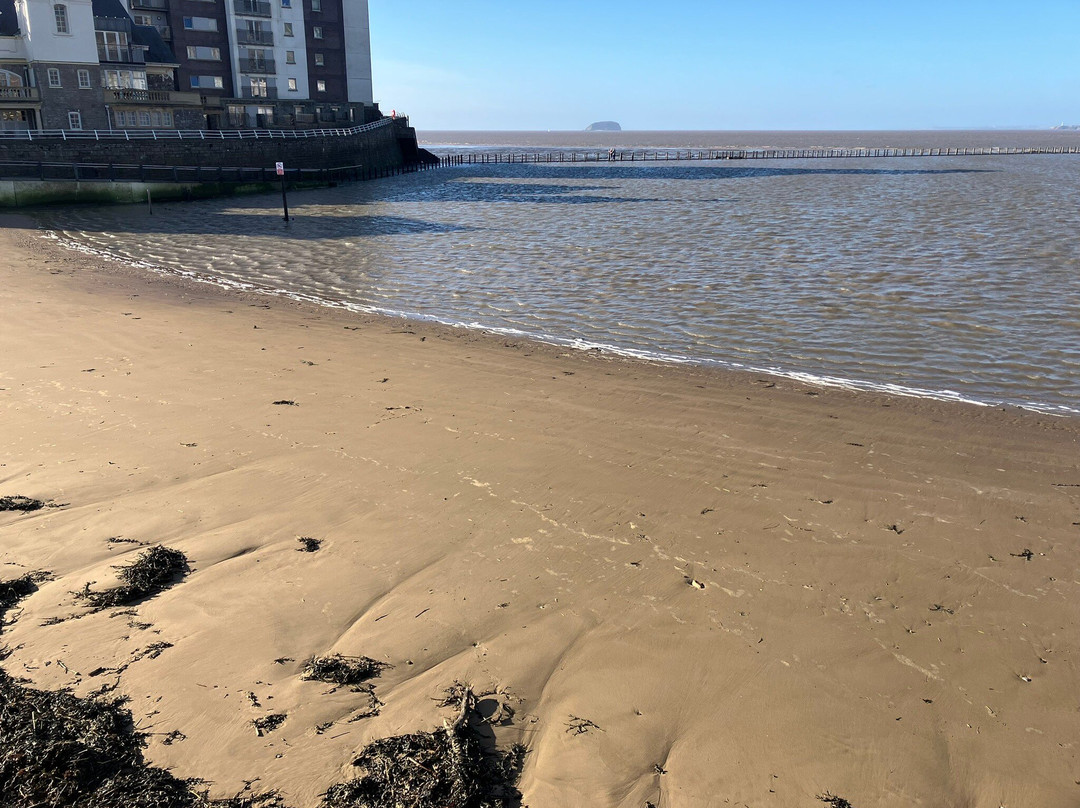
<box><xmin>1</xmin><ymin>572</ymin><xmax>50</xmax><ymax>653</ymax></box>
<box><xmin>1</xmin><ymin>574</ymin><xmax>43</xmax><ymax>616</ymax></box>
<box><xmin>819</xmin><ymin>793</ymin><xmax>856</xmax><ymax>808</ymax></box>
<box><xmin>0</xmin><ymin>496</ymin><xmax>45</xmax><ymax>513</ymax></box>
<box><xmin>76</xmin><ymin>546</ymin><xmax>189</xmax><ymax>609</ymax></box>
<box><xmin>252</xmin><ymin>714</ymin><xmax>287</xmax><ymax>736</ymax></box>
<box><xmin>0</xmin><ymin>669</ymin><xmax>287</xmax><ymax>808</ymax></box>
<box><xmin>0</xmin><ymin>667</ymin><xmax>195</xmax><ymax>807</ymax></box>
<box><xmin>301</xmin><ymin>654</ymin><xmax>387</xmax><ymax>686</ymax></box>
<box><xmin>296</xmin><ymin>537</ymin><xmax>322</xmax><ymax>553</ymax></box>
<box><xmin>323</xmin><ymin>686</ymin><xmax>524</xmax><ymax>808</ymax></box>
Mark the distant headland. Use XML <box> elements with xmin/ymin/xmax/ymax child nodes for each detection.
<box><xmin>585</xmin><ymin>121</ymin><xmax>622</xmax><ymax>132</ymax></box>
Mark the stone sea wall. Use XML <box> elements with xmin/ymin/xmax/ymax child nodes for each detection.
<box><xmin>0</xmin><ymin>118</ymin><xmax>432</xmax><ymax>207</ymax></box>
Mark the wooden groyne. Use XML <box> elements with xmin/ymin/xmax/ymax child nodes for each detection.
<box><xmin>439</xmin><ymin>145</ymin><xmax>1080</xmax><ymax>166</ymax></box>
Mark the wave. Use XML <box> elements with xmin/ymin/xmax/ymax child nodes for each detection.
<box><xmin>42</xmin><ymin>227</ymin><xmax>1079</xmax><ymax>418</ymax></box>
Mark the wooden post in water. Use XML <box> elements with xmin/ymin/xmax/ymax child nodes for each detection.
<box><xmin>277</xmin><ymin>162</ymin><xmax>289</xmax><ymax>223</ymax></box>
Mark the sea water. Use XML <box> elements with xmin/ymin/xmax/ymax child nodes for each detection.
<box><xmin>38</xmin><ymin>130</ymin><xmax>1080</xmax><ymax>415</ymax></box>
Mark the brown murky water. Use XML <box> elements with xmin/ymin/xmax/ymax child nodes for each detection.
<box><xmin>39</xmin><ymin>131</ymin><xmax>1080</xmax><ymax>414</ymax></box>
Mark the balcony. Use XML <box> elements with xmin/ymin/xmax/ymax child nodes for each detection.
<box><xmin>106</xmin><ymin>89</ymin><xmax>202</xmax><ymax>106</ymax></box>
<box><xmin>98</xmin><ymin>46</ymin><xmax>146</xmax><ymax>64</ymax></box>
<box><xmin>233</xmin><ymin>0</ymin><xmax>271</xmax><ymax>16</ymax></box>
<box><xmin>238</xmin><ymin>57</ymin><xmax>275</xmax><ymax>74</ymax></box>
<box><xmin>0</xmin><ymin>86</ymin><xmax>39</xmax><ymax>102</ymax></box>
<box><xmin>239</xmin><ymin>86</ymin><xmax>277</xmax><ymax>100</ymax></box>
<box><xmin>94</xmin><ymin>17</ymin><xmax>129</xmax><ymax>32</ymax></box>
<box><xmin>235</xmin><ymin>27</ymin><xmax>273</xmax><ymax>45</ymax></box>
<box><xmin>129</xmin><ymin>0</ymin><xmax>168</xmax><ymax>9</ymax></box>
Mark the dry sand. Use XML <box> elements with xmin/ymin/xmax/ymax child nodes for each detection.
<box><xmin>1</xmin><ymin>214</ymin><xmax>1079</xmax><ymax>808</ymax></box>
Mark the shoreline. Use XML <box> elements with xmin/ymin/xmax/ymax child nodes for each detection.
<box><xmin>40</xmin><ymin>223</ymin><xmax>1079</xmax><ymax>420</ymax></box>
<box><xmin>3</xmin><ymin>216</ymin><xmax>1080</xmax><ymax>807</ymax></box>
<box><xmin>418</xmin><ymin>127</ymin><xmax>1080</xmax><ymax>150</ymax></box>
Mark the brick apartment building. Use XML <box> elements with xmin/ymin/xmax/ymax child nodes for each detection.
<box><xmin>0</xmin><ymin>0</ymin><xmax>376</xmax><ymax>130</ymax></box>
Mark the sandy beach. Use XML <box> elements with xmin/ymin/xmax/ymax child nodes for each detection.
<box><xmin>2</xmin><ymin>213</ymin><xmax>1079</xmax><ymax>807</ymax></box>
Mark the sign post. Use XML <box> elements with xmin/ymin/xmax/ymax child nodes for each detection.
<box><xmin>276</xmin><ymin>161</ymin><xmax>289</xmax><ymax>222</ymax></box>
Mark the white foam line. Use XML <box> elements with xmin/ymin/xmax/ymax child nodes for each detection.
<box><xmin>42</xmin><ymin>229</ymin><xmax>1079</xmax><ymax>418</ymax></box>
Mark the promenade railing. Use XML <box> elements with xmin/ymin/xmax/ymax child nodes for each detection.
<box><xmin>0</xmin><ymin>116</ymin><xmax>403</xmax><ymax>142</ymax></box>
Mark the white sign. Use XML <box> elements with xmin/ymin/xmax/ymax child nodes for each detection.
<box><xmin>275</xmin><ymin>162</ymin><xmax>284</xmax><ymax>176</ymax></box>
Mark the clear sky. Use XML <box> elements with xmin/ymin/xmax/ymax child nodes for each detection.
<box><xmin>368</xmin><ymin>0</ymin><xmax>1079</xmax><ymax>131</ymax></box>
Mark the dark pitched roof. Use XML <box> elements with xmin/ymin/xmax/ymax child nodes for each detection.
<box><xmin>91</xmin><ymin>0</ymin><xmax>130</xmax><ymax>18</ymax></box>
<box><xmin>0</xmin><ymin>0</ymin><xmax>20</xmax><ymax>37</ymax></box>
<box><xmin>133</xmin><ymin>24</ymin><xmax>175</xmax><ymax>64</ymax></box>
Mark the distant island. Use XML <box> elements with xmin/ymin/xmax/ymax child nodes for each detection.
<box><xmin>1051</xmin><ymin>124</ymin><xmax>1080</xmax><ymax>130</ymax></box>
<box><xmin>586</xmin><ymin>121</ymin><xmax>622</xmax><ymax>132</ymax></box>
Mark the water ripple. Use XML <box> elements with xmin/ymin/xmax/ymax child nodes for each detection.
<box><xmin>37</xmin><ymin>154</ymin><xmax>1080</xmax><ymax>415</ymax></box>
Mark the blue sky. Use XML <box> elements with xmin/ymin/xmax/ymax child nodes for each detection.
<box><xmin>369</xmin><ymin>0</ymin><xmax>1079</xmax><ymax>131</ymax></box>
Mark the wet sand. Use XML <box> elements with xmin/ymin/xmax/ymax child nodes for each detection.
<box><xmin>1</xmin><ymin>214</ymin><xmax>1079</xmax><ymax>807</ymax></box>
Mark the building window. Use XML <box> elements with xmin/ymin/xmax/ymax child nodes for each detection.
<box><xmin>245</xmin><ymin>47</ymin><xmax>271</xmax><ymax>69</ymax></box>
<box><xmin>311</xmin><ymin>0</ymin><xmax>321</xmax><ymax>10</ymax></box>
<box><xmin>281</xmin><ymin>0</ymin><xmax>290</xmax><ymax>6</ymax></box>
<box><xmin>54</xmin><ymin>3</ymin><xmax>68</xmax><ymax>33</ymax></box>
<box><xmin>190</xmin><ymin>75</ymin><xmax>224</xmax><ymax>89</ymax></box>
<box><xmin>285</xmin><ymin>50</ymin><xmax>295</xmax><ymax>64</ymax></box>
<box><xmin>0</xmin><ymin>69</ymin><xmax>23</xmax><ymax>87</ymax></box>
<box><xmin>151</xmin><ymin>111</ymin><xmax>162</xmax><ymax>126</ymax></box>
<box><xmin>97</xmin><ymin>30</ymin><xmax>131</xmax><ymax>62</ymax></box>
<box><xmin>103</xmin><ymin>69</ymin><xmax>147</xmax><ymax>90</ymax></box>
<box><xmin>287</xmin><ymin>77</ymin><xmax>297</xmax><ymax>91</ymax></box>
<box><xmin>77</xmin><ymin>68</ymin><xmax>91</xmax><ymax>88</ymax></box>
<box><xmin>163</xmin><ymin>110</ymin><xmax>173</xmax><ymax>126</ymax></box>
<box><xmin>187</xmin><ymin>45</ymin><xmax>221</xmax><ymax>60</ymax></box>
<box><xmin>47</xmin><ymin>68</ymin><xmax>61</xmax><ymax>88</ymax></box>
<box><xmin>313</xmin><ymin>52</ymin><xmax>323</xmax><ymax>66</ymax></box>
<box><xmin>283</xmin><ymin>22</ymin><xmax>293</xmax><ymax>36</ymax></box>
<box><xmin>316</xmin><ymin>79</ymin><xmax>325</xmax><ymax>92</ymax></box>
<box><xmin>139</xmin><ymin>111</ymin><xmax>151</xmax><ymax>126</ymax></box>
<box><xmin>67</xmin><ymin>111</ymin><xmax>82</xmax><ymax>130</ymax></box>
<box><xmin>183</xmin><ymin>16</ymin><xmax>218</xmax><ymax>31</ymax></box>
<box><xmin>114</xmin><ymin>110</ymin><xmax>144</xmax><ymax>128</ymax></box>
<box><xmin>312</xmin><ymin>25</ymin><xmax>322</xmax><ymax>39</ymax></box>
